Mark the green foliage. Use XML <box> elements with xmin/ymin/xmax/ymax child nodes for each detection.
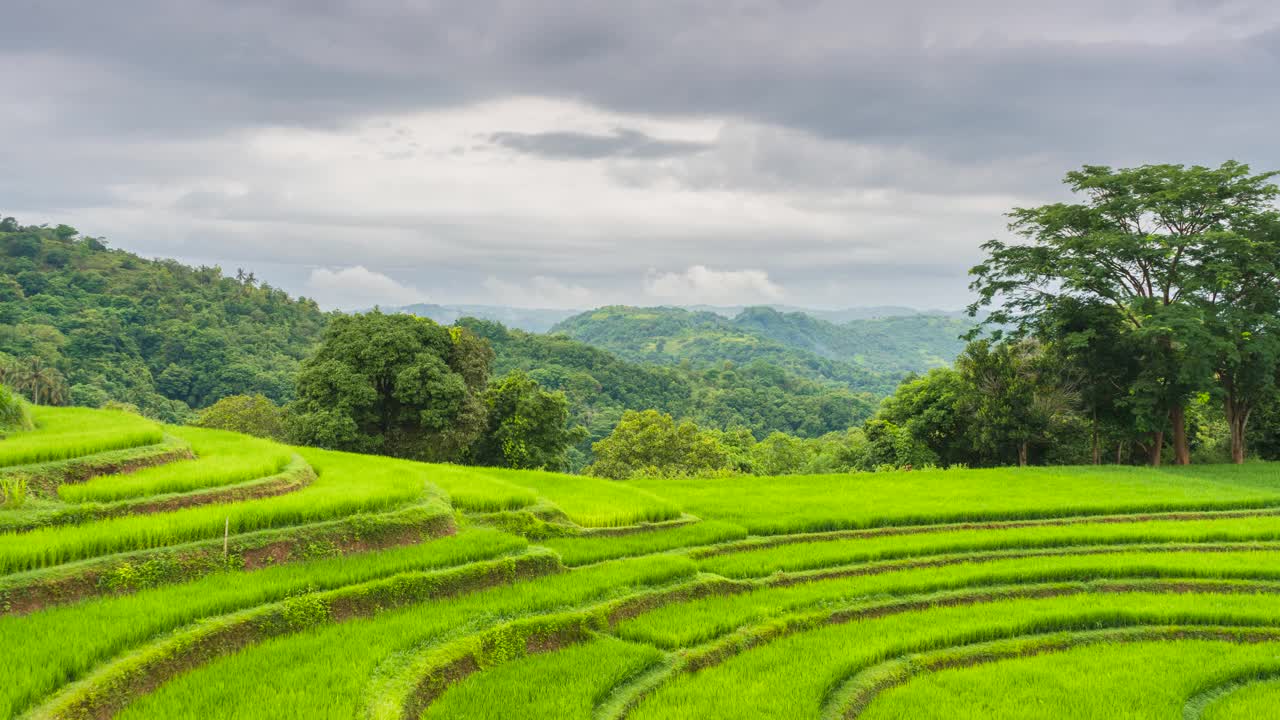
<box><xmin>0</xmin><ymin>406</ymin><xmax>164</xmax><ymax>468</ymax></box>
<box><xmin>587</xmin><ymin>410</ymin><xmax>731</xmax><ymax>479</ymax></box>
<box><xmin>969</xmin><ymin>162</ymin><xmax>1280</xmax><ymax>465</ymax></box>
<box><xmin>469</xmin><ymin>371</ymin><xmax>587</xmax><ymax>470</ymax></box>
<box><xmin>192</xmin><ymin>394</ymin><xmax>286</xmax><ymax>441</ymax></box>
<box><xmin>0</xmin><ymin>218</ymin><xmax>327</xmax><ymax>421</ymax></box>
<box><xmin>288</xmin><ymin>311</ymin><xmax>492</xmax><ymax>460</ymax></box>
<box><xmin>57</xmin><ymin>427</ymin><xmax>294</xmax><ymax>503</ymax></box>
<box><xmin>0</xmin><ymin>383</ymin><xmax>32</xmax><ymax>432</ymax></box>
<box><xmin>463</xmin><ymin>316</ymin><xmax>884</xmax><ymax>457</ymax></box>
<box><xmin>552</xmin><ymin>305</ymin><xmax>971</xmax><ymax>395</ymax></box>
<box><xmin>0</xmin><ymin>476</ymin><xmax>27</xmax><ymax>508</ymax></box>
<box><xmin>2</xmin><ymin>356</ymin><xmax>67</xmax><ymax>406</ymax></box>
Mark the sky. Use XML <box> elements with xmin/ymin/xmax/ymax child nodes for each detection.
<box><xmin>5</xmin><ymin>1</ymin><xmax>1280</xmax><ymax>311</ymax></box>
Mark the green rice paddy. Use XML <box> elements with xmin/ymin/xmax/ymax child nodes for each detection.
<box><xmin>9</xmin><ymin>406</ymin><xmax>1280</xmax><ymax>719</ymax></box>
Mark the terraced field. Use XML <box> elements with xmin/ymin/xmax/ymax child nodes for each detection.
<box><xmin>7</xmin><ymin>406</ymin><xmax>1280</xmax><ymax>719</ymax></box>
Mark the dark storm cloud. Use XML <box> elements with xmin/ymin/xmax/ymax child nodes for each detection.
<box><xmin>489</xmin><ymin>129</ymin><xmax>712</xmax><ymax>159</ymax></box>
<box><xmin>7</xmin><ymin>1</ymin><xmax>1280</xmax><ymax>170</ymax></box>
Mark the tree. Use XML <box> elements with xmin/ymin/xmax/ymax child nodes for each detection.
<box><xmin>1032</xmin><ymin>298</ymin><xmax>1141</xmax><ymax>464</ymax></box>
<box><xmin>749</xmin><ymin>431</ymin><xmax>810</xmax><ymax>476</ymax></box>
<box><xmin>970</xmin><ymin>162</ymin><xmax>1280</xmax><ymax>465</ymax></box>
<box><xmin>587</xmin><ymin>410</ymin><xmax>730</xmax><ymax>479</ymax></box>
<box><xmin>192</xmin><ymin>394</ymin><xmax>287</xmax><ymax>441</ymax></box>
<box><xmin>1195</xmin><ymin>217</ymin><xmax>1280</xmax><ymax>463</ymax></box>
<box><xmin>955</xmin><ymin>340</ymin><xmax>1079</xmax><ymax>466</ymax></box>
<box><xmin>0</xmin><ymin>383</ymin><xmax>32</xmax><ymax>432</ymax></box>
<box><xmin>12</xmin><ymin>356</ymin><xmax>67</xmax><ymax>406</ymax></box>
<box><xmin>468</xmin><ymin>372</ymin><xmax>587</xmax><ymax>470</ymax></box>
<box><xmin>861</xmin><ymin>419</ymin><xmax>938</xmax><ymax>470</ymax></box>
<box><xmin>876</xmin><ymin>368</ymin><xmax>982</xmax><ymax>468</ymax></box>
<box><xmin>289</xmin><ymin>311</ymin><xmax>493</xmax><ymax>460</ymax></box>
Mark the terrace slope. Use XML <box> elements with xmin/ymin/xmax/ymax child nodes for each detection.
<box><xmin>5</xmin><ymin>406</ymin><xmax>1280</xmax><ymax>719</ymax></box>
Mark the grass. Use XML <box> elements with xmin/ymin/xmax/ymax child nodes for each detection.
<box><xmin>630</xmin><ymin>465</ymin><xmax>1280</xmax><ymax>534</ymax></box>
<box><xmin>0</xmin><ymin>407</ymin><xmax>163</xmax><ymax>468</ymax></box>
<box><xmin>1201</xmin><ymin>676</ymin><xmax>1280</xmax><ymax>720</ymax></box>
<box><xmin>422</xmin><ymin>464</ymin><xmax>539</xmax><ymax>512</ymax></box>
<box><xmin>421</xmin><ymin>636</ymin><xmax>664</xmax><ymax>720</ymax></box>
<box><xmin>17</xmin><ymin>407</ymin><xmax>1280</xmax><ymax>718</ymax></box>
<box><xmin>58</xmin><ymin>427</ymin><xmax>293</xmax><ymax>503</ymax></box>
<box><xmin>1</xmin><ymin>476</ymin><xmax>28</xmax><ymax>508</ymax></box>
<box><xmin>861</xmin><ymin>638</ymin><xmax>1280</xmax><ymax>720</ymax></box>
<box><xmin>696</xmin><ymin>512</ymin><xmax>1280</xmax><ymax>578</ymax></box>
<box><xmin>540</xmin><ymin>521</ymin><xmax>748</xmax><ymax>566</ymax></box>
<box><xmin>485</xmin><ymin>467</ymin><xmax>683</xmax><ymax>527</ymax></box>
<box><xmin>107</xmin><ymin>555</ymin><xmax>696</xmax><ymax>720</ymax></box>
<box><xmin>0</xmin><ymin>447</ymin><xmax>426</xmax><ymax>574</ymax></box>
<box><xmin>0</xmin><ymin>528</ymin><xmax>526</xmax><ymax>719</ymax></box>
<box><xmin>628</xmin><ymin>589</ymin><xmax>1280</xmax><ymax>720</ymax></box>
<box><xmin>617</xmin><ymin>547</ymin><xmax>1280</xmax><ymax>648</ymax></box>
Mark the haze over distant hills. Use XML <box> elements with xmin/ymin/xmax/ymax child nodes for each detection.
<box><xmin>389</xmin><ymin>302</ymin><xmax>967</xmax><ymax>334</ymax></box>
<box><xmin>391</xmin><ymin>303</ymin><xmax>974</xmax><ymax>398</ymax></box>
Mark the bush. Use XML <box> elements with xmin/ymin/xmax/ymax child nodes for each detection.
<box><xmin>0</xmin><ymin>384</ymin><xmax>32</xmax><ymax>432</ymax></box>
<box><xmin>1</xmin><ymin>476</ymin><xmax>28</xmax><ymax>508</ymax></box>
<box><xmin>193</xmin><ymin>394</ymin><xmax>287</xmax><ymax>441</ymax></box>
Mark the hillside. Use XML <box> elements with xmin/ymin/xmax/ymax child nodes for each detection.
<box><xmin>0</xmin><ymin>219</ymin><xmax>327</xmax><ymax>421</ymax></box>
<box><xmin>458</xmin><ymin>318</ymin><xmax>877</xmax><ymax>453</ymax></box>
<box><xmin>390</xmin><ymin>303</ymin><xmax>578</xmax><ymax>333</ymax></box>
<box><xmin>9</xmin><ymin>406</ymin><xmax>1280</xmax><ymax>718</ymax></box>
<box><xmin>550</xmin><ymin>306</ymin><xmax>972</xmax><ymax>395</ymax></box>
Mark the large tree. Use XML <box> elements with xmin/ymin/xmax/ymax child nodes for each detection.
<box><xmin>289</xmin><ymin>311</ymin><xmax>493</xmax><ymax>460</ymax></box>
<box><xmin>586</xmin><ymin>409</ymin><xmax>730</xmax><ymax>479</ymax></box>
<box><xmin>970</xmin><ymin>162</ymin><xmax>1280</xmax><ymax>465</ymax></box>
<box><xmin>467</xmin><ymin>371</ymin><xmax>586</xmax><ymax>470</ymax></box>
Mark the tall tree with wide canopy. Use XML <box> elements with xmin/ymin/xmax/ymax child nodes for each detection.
<box><xmin>970</xmin><ymin>162</ymin><xmax>1280</xmax><ymax>465</ymax></box>
<box><xmin>289</xmin><ymin>311</ymin><xmax>493</xmax><ymax>460</ymax></box>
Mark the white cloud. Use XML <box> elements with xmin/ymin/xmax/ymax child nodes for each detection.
<box><xmin>644</xmin><ymin>265</ymin><xmax>784</xmax><ymax>305</ymax></box>
<box><xmin>305</xmin><ymin>266</ymin><xmax>421</xmax><ymax>310</ymax></box>
<box><xmin>482</xmin><ymin>274</ymin><xmax>600</xmax><ymax>309</ymax></box>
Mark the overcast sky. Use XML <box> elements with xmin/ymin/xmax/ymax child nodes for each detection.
<box><xmin>6</xmin><ymin>1</ymin><xmax>1279</xmax><ymax>311</ymax></box>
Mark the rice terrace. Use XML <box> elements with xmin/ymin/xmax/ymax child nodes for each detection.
<box><xmin>4</xmin><ymin>404</ymin><xmax>1280</xmax><ymax>719</ymax></box>
<box><xmin>11</xmin><ymin>2</ymin><xmax>1280</xmax><ymax>718</ymax></box>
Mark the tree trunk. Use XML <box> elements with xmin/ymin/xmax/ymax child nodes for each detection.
<box><xmin>1169</xmin><ymin>405</ymin><xmax>1190</xmax><ymax>465</ymax></box>
<box><xmin>1018</xmin><ymin>442</ymin><xmax>1028</xmax><ymax>467</ymax></box>
<box><xmin>1225</xmin><ymin>396</ymin><xmax>1251</xmax><ymax>465</ymax></box>
<box><xmin>1090</xmin><ymin>412</ymin><xmax>1100</xmax><ymax>465</ymax></box>
<box><xmin>1150</xmin><ymin>431</ymin><xmax>1164</xmax><ymax>467</ymax></box>
<box><xmin>1116</xmin><ymin>441</ymin><xmax>1124</xmax><ymax>465</ymax></box>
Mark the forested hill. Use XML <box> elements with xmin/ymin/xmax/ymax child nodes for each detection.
<box><xmin>0</xmin><ymin>219</ymin><xmax>327</xmax><ymax>421</ymax></box>
<box><xmin>458</xmin><ymin>318</ymin><xmax>877</xmax><ymax>452</ymax></box>
<box><xmin>550</xmin><ymin>306</ymin><xmax>972</xmax><ymax>395</ymax></box>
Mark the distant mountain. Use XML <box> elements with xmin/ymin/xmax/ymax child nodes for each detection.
<box><xmin>730</xmin><ymin>307</ymin><xmax>973</xmax><ymax>376</ymax></box>
<box><xmin>550</xmin><ymin>305</ymin><xmax>974</xmax><ymax>395</ymax></box>
<box><xmin>388</xmin><ymin>303</ymin><xmax>579</xmax><ymax>333</ymax></box>
<box><xmin>684</xmin><ymin>304</ymin><xmax>965</xmax><ymax>323</ymax></box>
<box><xmin>389</xmin><ymin>302</ymin><xmax>968</xmax><ymax>333</ymax></box>
<box><xmin>456</xmin><ymin>318</ymin><xmax>877</xmax><ymax>467</ymax></box>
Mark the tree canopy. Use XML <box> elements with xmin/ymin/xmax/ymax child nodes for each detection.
<box><xmin>288</xmin><ymin>311</ymin><xmax>493</xmax><ymax>460</ymax></box>
<box><xmin>969</xmin><ymin>162</ymin><xmax>1280</xmax><ymax>465</ymax></box>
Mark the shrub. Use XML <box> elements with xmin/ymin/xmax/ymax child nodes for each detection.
<box><xmin>0</xmin><ymin>384</ymin><xmax>32</xmax><ymax>432</ymax></box>
<box><xmin>1</xmin><ymin>476</ymin><xmax>28</xmax><ymax>508</ymax></box>
<box><xmin>193</xmin><ymin>394</ymin><xmax>287</xmax><ymax>441</ymax></box>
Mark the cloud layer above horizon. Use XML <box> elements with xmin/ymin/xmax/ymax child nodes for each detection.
<box><xmin>6</xmin><ymin>1</ymin><xmax>1280</xmax><ymax>310</ymax></box>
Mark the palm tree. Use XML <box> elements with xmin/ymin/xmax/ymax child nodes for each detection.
<box><xmin>15</xmin><ymin>357</ymin><xmax>67</xmax><ymax>406</ymax></box>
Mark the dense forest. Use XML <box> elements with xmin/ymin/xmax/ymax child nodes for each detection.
<box><xmin>459</xmin><ymin>318</ymin><xmax>876</xmax><ymax>467</ymax></box>
<box><xmin>550</xmin><ymin>305</ymin><xmax>971</xmax><ymax>396</ymax></box>
<box><xmin>0</xmin><ymin>218</ymin><xmax>326</xmax><ymax>422</ymax></box>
